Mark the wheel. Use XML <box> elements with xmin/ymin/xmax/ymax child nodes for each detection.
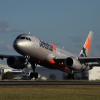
<box><xmin>29</xmin><ymin>72</ymin><xmax>38</xmax><ymax>79</ymax></box>
<box><xmin>30</xmin><ymin>72</ymin><xmax>34</xmax><ymax>79</ymax></box>
<box><xmin>67</xmin><ymin>73</ymin><xmax>74</xmax><ymax>79</ymax></box>
<box><xmin>34</xmin><ymin>72</ymin><xmax>38</xmax><ymax>79</ymax></box>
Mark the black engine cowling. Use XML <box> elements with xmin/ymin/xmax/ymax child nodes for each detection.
<box><xmin>65</xmin><ymin>57</ymin><xmax>73</xmax><ymax>67</ymax></box>
<box><xmin>64</xmin><ymin>57</ymin><xmax>82</xmax><ymax>70</ymax></box>
<box><xmin>7</xmin><ymin>56</ymin><xmax>26</xmax><ymax>69</ymax></box>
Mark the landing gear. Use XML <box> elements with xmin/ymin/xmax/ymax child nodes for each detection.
<box><xmin>67</xmin><ymin>72</ymin><xmax>74</xmax><ymax>79</ymax></box>
<box><xmin>30</xmin><ymin>72</ymin><xmax>38</xmax><ymax>79</ymax></box>
<box><xmin>29</xmin><ymin>63</ymin><xmax>38</xmax><ymax>80</ymax></box>
<box><xmin>63</xmin><ymin>71</ymin><xmax>75</xmax><ymax>80</ymax></box>
<box><xmin>24</xmin><ymin>56</ymin><xmax>39</xmax><ymax>80</ymax></box>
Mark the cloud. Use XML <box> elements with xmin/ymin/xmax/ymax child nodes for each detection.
<box><xmin>0</xmin><ymin>21</ymin><xmax>23</xmax><ymax>33</ymax></box>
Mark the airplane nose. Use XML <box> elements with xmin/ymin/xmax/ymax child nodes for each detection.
<box><xmin>17</xmin><ymin>41</ymin><xmax>24</xmax><ymax>47</ymax></box>
<box><xmin>13</xmin><ymin>40</ymin><xmax>26</xmax><ymax>51</ymax></box>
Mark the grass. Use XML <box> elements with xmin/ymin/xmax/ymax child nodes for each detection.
<box><xmin>0</xmin><ymin>85</ymin><xmax>100</xmax><ymax>100</ymax></box>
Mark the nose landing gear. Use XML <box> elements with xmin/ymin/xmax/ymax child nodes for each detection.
<box><xmin>25</xmin><ymin>56</ymin><xmax>39</xmax><ymax>80</ymax></box>
<box><xmin>29</xmin><ymin>72</ymin><xmax>38</xmax><ymax>79</ymax></box>
<box><xmin>29</xmin><ymin>63</ymin><xmax>38</xmax><ymax>80</ymax></box>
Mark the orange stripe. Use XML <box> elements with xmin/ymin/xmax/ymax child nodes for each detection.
<box><xmin>85</xmin><ymin>36</ymin><xmax>92</xmax><ymax>53</ymax></box>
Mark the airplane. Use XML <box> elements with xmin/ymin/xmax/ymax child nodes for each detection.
<box><xmin>0</xmin><ymin>31</ymin><xmax>100</xmax><ymax>79</ymax></box>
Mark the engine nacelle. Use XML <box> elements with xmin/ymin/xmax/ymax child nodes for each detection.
<box><xmin>7</xmin><ymin>56</ymin><xmax>26</xmax><ymax>69</ymax></box>
<box><xmin>65</xmin><ymin>57</ymin><xmax>73</xmax><ymax>67</ymax></box>
<box><xmin>65</xmin><ymin>57</ymin><xmax>82</xmax><ymax>70</ymax></box>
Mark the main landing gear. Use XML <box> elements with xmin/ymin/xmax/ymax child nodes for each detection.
<box><xmin>67</xmin><ymin>71</ymin><xmax>74</xmax><ymax>79</ymax></box>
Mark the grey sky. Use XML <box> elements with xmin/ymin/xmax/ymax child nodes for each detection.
<box><xmin>0</xmin><ymin>0</ymin><xmax>99</xmax><ymax>56</ymax></box>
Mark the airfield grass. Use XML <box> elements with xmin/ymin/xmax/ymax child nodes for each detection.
<box><xmin>0</xmin><ymin>86</ymin><xmax>100</xmax><ymax>100</ymax></box>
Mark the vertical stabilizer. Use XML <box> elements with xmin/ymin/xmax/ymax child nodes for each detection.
<box><xmin>79</xmin><ymin>31</ymin><xmax>93</xmax><ymax>57</ymax></box>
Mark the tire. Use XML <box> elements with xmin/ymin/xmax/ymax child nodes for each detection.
<box><xmin>30</xmin><ymin>72</ymin><xmax>38</xmax><ymax>79</ymax></box>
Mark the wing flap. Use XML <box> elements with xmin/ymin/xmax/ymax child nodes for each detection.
<box><xmin>78</xmin><ymin>57</ymin><xmax>100</xmax><ymax>63</ymax></box>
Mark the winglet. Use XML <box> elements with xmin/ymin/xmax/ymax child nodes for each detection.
<box><xmin>79</xmin><ymin>31</ymin><xmax>93</xmax><ymax>57</ymax></box>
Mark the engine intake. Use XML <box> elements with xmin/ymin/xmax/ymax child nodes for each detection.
<box><xmin>65</xmin><ymin>57</ymin><xmax>73</xmax><ymax>67</ymax></box>
<box><xmin>65</xmin><ymin>57</ymin><xmax>82</xmax><ymax>70</ymax></box>
<box><xmin>7</xmin><ymin>56</ymin><xmax>26</xmax><ymax>69</ymax></box>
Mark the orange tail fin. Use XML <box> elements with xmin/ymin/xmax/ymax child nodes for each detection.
<box><xmin>79</xmin><ymin>31</ymin><xmax>93</xmax><ymax>57</ymax></box>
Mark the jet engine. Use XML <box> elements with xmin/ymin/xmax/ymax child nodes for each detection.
<box><xmin>7</xmin><ymin>56</ymin><xmax>26</xmax><ymax>69</ymax></box>
<box><xmin>65</xmin><ymin>57</ymin><xmax>82</xmax><ymax>70</ymax></box>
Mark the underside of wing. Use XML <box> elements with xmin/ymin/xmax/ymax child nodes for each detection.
<box><xmin>0</xmin><ymin>54</ymin><xmax>23</xmax><ymax>60</ymax></box>
<box><xmin>78</xmin><ymin>57</ymin><xmax>100</xmax><ymax>63</ymax></box>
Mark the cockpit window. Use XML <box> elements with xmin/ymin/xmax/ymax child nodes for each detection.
<box><xmin>21</xmin><ymin>37</ymin><xmax>25</xmax><ymax>39</ymax></box>
<box><xmin>26</xmin><ymin>37</ymin><xmax>31</xmax><ymax>41</ymax></box>
<box><xmin>16</xmin><ymin>36</ymin><xmax>31</xmax><ymax>41</ymax></box>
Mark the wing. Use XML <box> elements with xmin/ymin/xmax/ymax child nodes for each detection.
<box><xmin>54</xmin><ymin>57</ymin><xmax>100</xmax><ymax>63</ymax></box>
<box><xmin>78</xmin><ymin>57</ymin><xmax>100</xmax><ymax>67</ymax></box>
<box><xmin>78</xmin><ymin>57</ymin><xmax>100</xmax><ymax>63</ymax></box>
<box><xmin>54</xmin><ymin>57</ymin><xmax>100</xmax><ymax>67</ymax></box>
<box><xmin>0</xmin><ymin>54</ymin><xmax>23</xmax><ymax>60</ymax></box>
